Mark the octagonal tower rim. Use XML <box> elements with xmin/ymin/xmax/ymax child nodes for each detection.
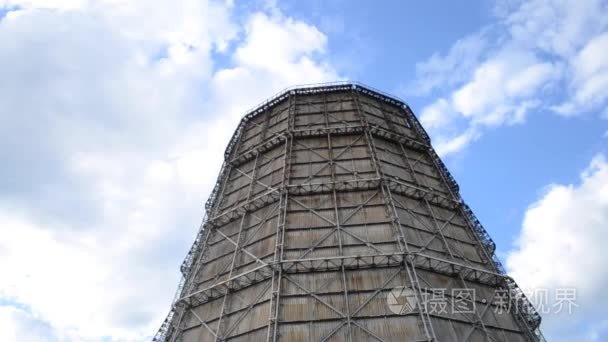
<box><xmin>222</xmin><ymin>81</ymin><xmax>431</xmax><ymax>160</ymax></box>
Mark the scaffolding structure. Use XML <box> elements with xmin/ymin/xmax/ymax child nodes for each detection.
<box><xmin>154</xmin><ymin>83</ymin><xmax>543</xmax><ymax>341</ymax></box>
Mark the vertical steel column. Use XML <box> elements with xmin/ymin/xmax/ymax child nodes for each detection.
<box><xmin>325</xmin><ymin>91</ymin><xmax>353</xmax><ymax>342</ymax></box>
<box><xmin>351</xmin><ymin>88</ymin><xmax>437</xmax><ymax>341</ymax></box>
<box><xmin>266</xmin><ymin>93</ymin><xmax>295</xmax><ymax>342</ymax></box>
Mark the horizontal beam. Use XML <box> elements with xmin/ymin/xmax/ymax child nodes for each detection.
<box><xmin>227</xmin><ymin>126</ymin><xmax>429</xmax><ymax>169</ymax></box>
<box><xmin>176</xmin><ymin>251</ymin><xmax>506</xmax><ymax>308</ymax></box>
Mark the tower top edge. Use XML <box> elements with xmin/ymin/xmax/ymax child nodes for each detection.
<box><xmin>221</xmin><ymin>81</ymin><xmax>421</xmax><ymax>161</ymax></box>
<box><xmin>240</xmin><ymin>81</ymin><xmax>410</xmax><ymax>121</ymax></box>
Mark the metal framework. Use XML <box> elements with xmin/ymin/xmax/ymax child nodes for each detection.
<box><xmin>154</xmin><ymin>82</ymin><xmax>544</xmax><ymax>342</ymax></box>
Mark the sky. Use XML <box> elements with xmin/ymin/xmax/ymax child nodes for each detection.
<box><xmin>0</xmin><ymin>0</ymin><xmax>607</xmax><ymax>341</ymax></box>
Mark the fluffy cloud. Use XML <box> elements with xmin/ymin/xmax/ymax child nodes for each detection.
<box><xmin>553</xmin><ymin>32</ymin><xmax>608</xmax><ymax>115</ymax></box>
<box><xmin>504</xmin><ymin>0</ymin><xmax>608</xmax><ymax>58</ymax></box>
<box><xmin>450</xmin><ymin>50</ymin><xmax>555</xmax><ymax>125</ymax></box>
<box><xmin>432</xmin><ymin>128</ymin><xmax>481</xmax><ymax>157</ymax></box>
<box><xmin>418</xmin><ymin>47</ymin><xmax>555</xmax><ymax>156</ymax></box>
<box><xmin>410</xmin><ymin>0</ymin><xmax>608</xmax><ymax>156</ymax></box>
<box><xmin>409</xmin><ymin>31</ymin><xmax>489</xmax><ymax>96</ymax></box>
<box><xmin>507</xmin><ymin>154</ymin><xmax>608</xmax><ymax>341</ymax></box>
<box><xmin>0</xmin><ymin>1</ymin><xmax>338</xmax><ymax>341</ymax></box>
<box><xmin>0</xmin><ymin>306</ymin><xmax>58</xmax><ymax>342</ymax></box>
<box><xmin>420</xmin><ymin>98</ymin><xmax>455</xmax><ymax>130</ymax></box>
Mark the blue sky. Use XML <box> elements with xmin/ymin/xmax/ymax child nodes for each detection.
<box><xmin>0</xmin><ymin>0</ymin><xmax>607</xmax><ymax>341</ymax></box>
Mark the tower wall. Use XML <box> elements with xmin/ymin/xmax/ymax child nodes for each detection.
<box><xmin>155</xmin><ymin>84</ymin><xmax>543</xmax><ymax>342</ymax></box>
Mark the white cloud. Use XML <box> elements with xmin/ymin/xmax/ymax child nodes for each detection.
<box><xmin>505</xmin><ymin>61</ymin><xmax>556</xmax><ymax>97</ymax></box>
<box><xmin>235</xmin><ymin>12</ymin><xmax>327</xmax><ymax>69</ymax></box>
<box><xmin>0</xmin><ymin>211</ymin><xmax>161</xmax><ymax>339</ymax></box>
<box><xmin>0</xmin><ymin>1</ymin><xmax>339</xmax><ymax>341</ymax></box>
<box><xmin>553</xmin><ymin>32</ymin><xmax>608</xmax><ymax>115</ymax></box>
<box><xmin>408</xmin><ymin>32</ymin><xmax>488</xmax><ymax>96</ymax></box>
<box><xmin>211</xmin><ymin>10</ymin><xmax>339</xmax><ymax>120</ymax></box>
<box><xmin>419</xmin><ymin>48</ymin><xmax>553</xmax><ymax>155</ymax></box>
<box><xmin>450</xmin><ymin>50</ymin><xmax>555</xmax><ymax>124</ymax></box>
<box><xmin>433</xmin><ymin>128</ymin><xmax>480</xmax><ymax>157</ymax></box>
<box><xmin>0</xmin><ymin>306</ymin><xmax>58</xmax><ymax>342</ymax></box>
<box><xmin>0</xmin><ymin>0</ymin><xmax>85</xmax><ymax>10</ymax></box>
<box><xmin>410</xmin><ymin>0</ymin><xmax>608</xmax><ymax>156</ymax></box>
<box><xmin>420</xmin><ymin>98</ymin><xmax>455</xmax><ymax>130</ymax></box>
<box><xmin>504</xmin><ymin>0</ymin><xmax>608</xmax><ymax>58</ymax></box>
<box><xmin>507</xmin><ymin>153</ymin><xmax>608</xmax><ymax>341</ymax></box>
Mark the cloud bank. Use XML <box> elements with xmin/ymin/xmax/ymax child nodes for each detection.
<box><xmin>0</xmin><ymin>1</ymin><xmax>339</xmax><ymax>340</ymax></box>
<box><xmin>408</xmin><ymin>0</ymin><xmax>608</xmax><ymax>156</ymax></box>
<box><xmin>508</xmin><ymin>154</ymin><xmax>608</xmax><ymax>341</ymax></box>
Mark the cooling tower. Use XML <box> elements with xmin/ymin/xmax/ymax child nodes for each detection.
<box><xmin>154</xmin><ymin>83</ymin><xmax>543</xmax><ymax>342</ymax></box>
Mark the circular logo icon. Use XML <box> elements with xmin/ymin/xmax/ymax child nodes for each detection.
<box><xmin>387</xmin><ymin>286</ymin><xmax>418</xmax><ymax>315</ymax></box>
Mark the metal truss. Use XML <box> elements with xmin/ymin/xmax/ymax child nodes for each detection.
<box><xmin>155</xmin><ymin>83</ymin><xmax>544</xmax><ymax>342</ymax></box>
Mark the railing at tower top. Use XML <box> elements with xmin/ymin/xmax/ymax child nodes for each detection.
<box><xmin>205</xmin><ymin>160</ymin><xmax>228</xmax><ymax>212</ymax></box>
<box><xmin>221</xmin><ymin>81</ymin><xmax>419</xmax><ymax>158</ymax></box>
<box><xmin>180</xmin><ymin>216</ymin><xmax>208</xmax><ymax>276</ymax></box>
